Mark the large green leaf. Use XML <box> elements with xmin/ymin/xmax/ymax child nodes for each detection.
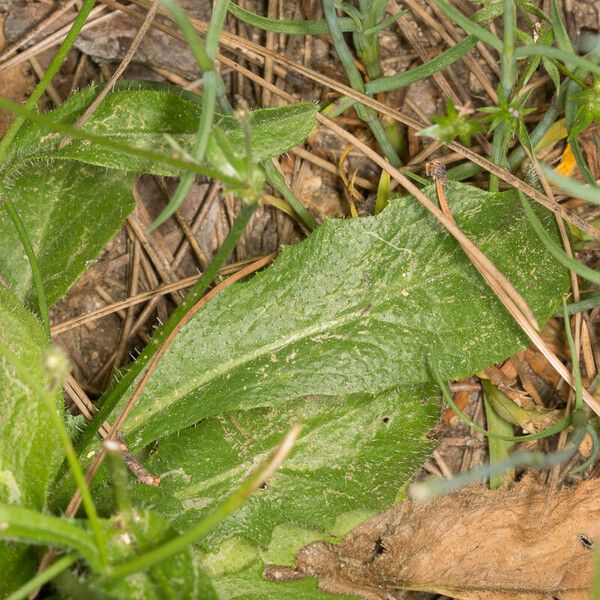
<box><xmin>119</xmin><ymin>387</ymin><xmax>435</xmax><ymax>597</ymax></box>
<box><xmin>0</xmin><ymin>286</ymin><xmax>63</xmax><ymax>594</ymax></box>
<box><xmin>116</xmin><ymin>182</ymin><xmax>567</xmax><ymax>450</ymax></box>
<box><xmin>0</xmin><ymin>163</ymin><xmax>134</xmax><ymax>307</ymax></box>
<box><xmin>125</xmin><ymin>386</ymin><xmax>437</xmax><ymax>551</ymax></box>
<box><xmin>2</xmin><ymin>82</ymin><xmax>317</xmax><ymax>180</ymax></box>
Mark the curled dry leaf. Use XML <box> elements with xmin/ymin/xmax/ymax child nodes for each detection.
<box><xmin>264</xmin><ymin>478</ymin><xmax>600</xmax><ymax>600</ymax></box>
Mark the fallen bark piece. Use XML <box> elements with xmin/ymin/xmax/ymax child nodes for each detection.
<box><xmin>264</xmin><ymin>479</ymin><xmax>600</xmax><ymax>599</ymax></box>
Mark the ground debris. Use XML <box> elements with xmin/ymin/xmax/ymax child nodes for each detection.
<box><xmin>265</xmin><ymin>478</ymin><xmax>600</xmax><ymax>599</ymax></box>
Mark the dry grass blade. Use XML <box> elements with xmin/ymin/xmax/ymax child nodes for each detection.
<box><xmin>50</xmin><ymin>255</ymin><xmax>273</xmax><ymax>335</ymax></box>
<box><xmin>63</xmin><ymin>375</ymin><xmax>159</xmax><ymax>485</ymax></box>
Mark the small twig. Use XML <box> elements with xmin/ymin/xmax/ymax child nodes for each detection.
<box><xmin>64</xmin><ymin>375</ymin><xmax>159</xmax><ymax>486</ymax></box>
<box><xmin>51</xmin><ymin>254</ymin><xmax>274</xmax><ymax>335</ymax></box>
<box><xmin>427</xmin><ymin>161</ymin><xmax>456</xmax><ymax>225</ymax></box>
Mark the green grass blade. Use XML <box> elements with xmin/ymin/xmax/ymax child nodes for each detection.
<box><xmin>365</xmin><ymin>36</ymin><xmax>477</xmax><ymax>94</ymax></box>
<box><xmin>515</xmin><ymin>45</ymin><xmax>600</xmax><ymax>75</ymax></box>
<box><xmin>519</xmin><ymin>191</ymin><xmax>600</xmax><ymax>286</ymax></box>
<box><xmin>541</xmin><ymin>165</ymin><xmax>600</xmax><ymax>204</ymax></box>
<box><xmin>430</xmin><ymin>0</ymin><xmax>502</xmax><ymax>51</ymax></box>
<box><xmin>229</xmin><ymin>2</ymin><xmax>358</xmax><ymax>34</ymax></box>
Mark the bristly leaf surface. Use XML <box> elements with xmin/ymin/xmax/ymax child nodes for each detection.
<box><xmin>114</xmin><ymin>182</ymin><xmax>568</xmax><ymax>450</ymax></box>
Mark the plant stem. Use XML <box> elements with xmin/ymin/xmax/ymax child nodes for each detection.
<box><xmin>43</xmin><ymin>363</ymin><xmax>108</xmax><ymax>566</ymax></box>
<box><xmin>0</xmin><ymin>0</ymin><xmax>97</xmax><ymax>164</ymax></box>
<box><xmin>489</xmin><ymin>126</ymin><xmax>508</xmax><ymax>192</ymax></box>
<box><xmin>489</xmin><ymin>0</ymin><xmax>516</xmax><ymax>192</ymax></box>
<box><xmin>501</xmin><ymin>0</ymin><xmax>516</xmax><ymax>98</ymax></box>
<box><xmin>5</xmin><ymin>553</ymin><xmax>78</xmax><ymax>600</ymax></box>
<box><xmin>482</xmin><ymin>381</ymin><xmax>516</xmax><ymax>489</ymax></box>
<box><xmin>262</xmin><ymin>161</ymin><xmax>318</xmax><ymax>230</ymax></box>
<box><xmin>2</xmin><ymin>199</ymin><xmax>49</xmax><ymax>337</ymax></box>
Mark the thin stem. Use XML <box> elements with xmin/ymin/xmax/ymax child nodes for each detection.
<box><xmin>150</xmin><ymin>0</ymin><xmax>229</xmax><ymax>229</ymax></box>
<box><xmin>411</xmin><ymin>410</ymin><xmax>587</xmax><ymax>499</ymax></box>
<box><xmin>0</xmin><ymin>0</ymin><xmax>97</xmax><ymax>163</ymax></box>
<box><xmin>150</xmin><ymin>72</ymin><xmax>217</xmax><ymax>230</ymax></box>
<box><xmin>501</xmin><ymin>0</ymin><xmax>516</xmax><ymax>98</ymax></box>
<box><xmin>43</xmin><ymin>371</ymin><xmax>108</xmax><ymax>566</ymax></box>
<box><xmin>2</xmin><ymin>199</ymin><xmax>49</xmax><ymax>337</ymax></box>
<box><xmin>5</xmin><ymin>553</ymin><xmax>78</xmax><ymax>600</ymax></box>
<box><xmin>263</xmin><ymin>160</ymin><xmax>318</xmax><ymax>231</ymax></box>
<box><xmin>489</xmin><ymin>126</ymin><xmax>508</xmax><ymax>192</ymax></box>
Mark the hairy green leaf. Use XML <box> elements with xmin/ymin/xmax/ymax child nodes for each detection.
<box><xmin>0</xmin><ymin>83</ymin><xmax>315</xmax><ymax>307</ymax></box>
<box><xmin>0</xmin><ymin>163</ymin><xmax>134</xmax><ymax>307</ymax></box>
<box><xmin>125</xmin><ymin>386</ymin><xmax>437</xmax><ymax>551</ymax></box>
<box><xmin>118</xmin><ymin>386</ymin><xmax>435</xmax><ymax>596</ymax></box>
<box><xmin>116</xmin><ymin>182</ymin><xmax>567</xmax><ymax>449</ymax></box>
<box><xmin>2</xmin><ymin>83</ymin><xmax>317</xmax><ymax>181</ymax></box>
<box><xmin>0</xmin><ymin>287</ymin><xmax>61</xmax><ymax>507</ymax></box>
<box><xmin>0</xmin><ymin>286</ymin><xmax>64</xmax><ymax>593</ymax></box>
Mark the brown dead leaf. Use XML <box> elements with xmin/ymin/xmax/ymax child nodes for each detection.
<box><xmin>265</xmin><ymin>479</ymin><xmax>600</xmax><ymax>599</ymax></box>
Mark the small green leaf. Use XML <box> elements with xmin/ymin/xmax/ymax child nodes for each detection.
<box><xmin>115</xmin><ymin>182</ymin><xmax>567</xmax><ymax>449</ymax></box>
<box><xmin>0</xmin><ymin>286</ymin><xmax>65</xmax><ymax>594</ymax></box>
<box><xmin>3</xmin><ymin>83</ymin><xmax>317</xmax><ymax>182</ymax></box>
<box><xmin>0</xmin><ymin>163</ymin><xmax>134</xmax><ymax>307</ymax></box>
<box><xmin>419</xmin><ymin>100</ymin><xmax>484</xmax><ymax>145</ymax></box>
<box><xmin>0</xmin><ymin>286</ymin><xmax>62</xmax><ymax>507</ymax></box>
